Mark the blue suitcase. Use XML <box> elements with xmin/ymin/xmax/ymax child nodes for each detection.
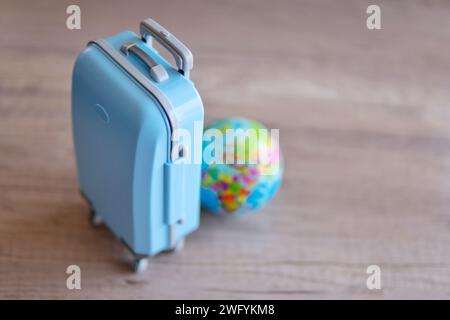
<box><xmin>71</xmin><ymin>19</ymin><xmax>204</xmax><ymax>272</ymax></box>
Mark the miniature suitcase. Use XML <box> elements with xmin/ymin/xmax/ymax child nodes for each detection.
<box><xmin>71</xmin><ymin>19</ymin><xmax>204</xmax><ymax>272</ymax></box>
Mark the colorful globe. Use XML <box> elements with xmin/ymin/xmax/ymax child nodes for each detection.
<box><xmin>201</xmin><ymin>117</ymin><xmax>283</xmax><ymax>215</ymax></box>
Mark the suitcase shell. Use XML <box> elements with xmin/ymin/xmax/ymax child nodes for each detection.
<box><xmin>71</xmin><ymin>19</ymin><xmax>204</xmax><ymax>261</ymax></box>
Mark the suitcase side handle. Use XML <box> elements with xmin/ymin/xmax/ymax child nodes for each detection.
<box><xmin>140</xmin><ymin>19</ymin><xmax>193</xmax><ymax>78</ymax></box>
<box><xmin>121</xmin><ymin>41</ymin><xmax>169</xmax><ymax>83</ymax></box>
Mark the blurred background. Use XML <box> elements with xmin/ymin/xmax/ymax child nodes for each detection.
<box><xmin>1</xmin><ymin>0</ymin><xmax>450</xmax><ymax>299</ymax></box>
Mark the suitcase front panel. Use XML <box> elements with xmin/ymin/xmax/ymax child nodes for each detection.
<box><xmin>72</xmin><ymin>44</ymin><xmax>171</xmax><ymax>254</ymax></box>
<box><xmin>72</xmin><ymin>20</ymin><xmax>204</xmax><ymax>259</ymax></box>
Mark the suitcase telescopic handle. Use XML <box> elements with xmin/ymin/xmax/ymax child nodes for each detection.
<box><xmin>140</xmin><ymin>19</ymin><xmax>193</xmax><ymax>78</ymax></box>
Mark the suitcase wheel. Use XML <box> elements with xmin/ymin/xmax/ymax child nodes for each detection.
<box><xmin>133</xmin><ymin>257</ymin><xmax>149</xmax><ymax>273</ymax></box>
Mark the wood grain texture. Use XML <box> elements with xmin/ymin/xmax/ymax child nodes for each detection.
<box><xmin>1</xmin><ymin>0</ymin><xmax>450</xmax><ymax>299</ymax></box>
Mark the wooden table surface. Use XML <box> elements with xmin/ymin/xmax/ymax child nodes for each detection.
<box><xmin>1</xmin><ymin>0</ymin><xmax>450</xmax><ymax>299</ymax></box>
